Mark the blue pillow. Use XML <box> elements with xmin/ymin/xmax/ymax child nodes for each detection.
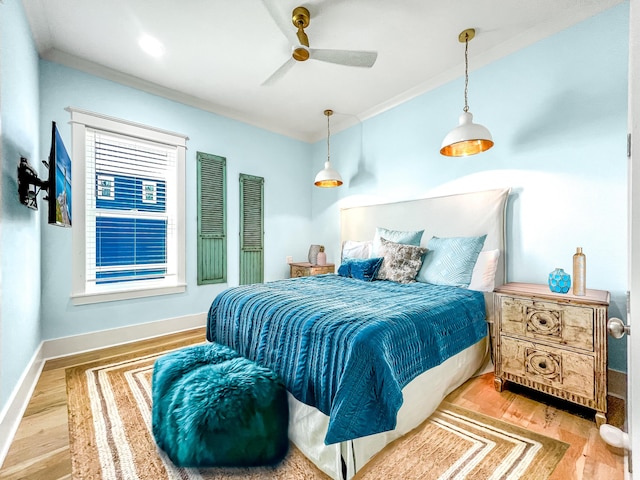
<box><xmin>371</xmin><ymin>227</ymin><xmax>424</xmax><ymax>256</ymax></box>
<box><xmin>416</xmin><ymin>235</ymin><xmax>487</xmax><ymax>287</ymax></box>
<box><xmin>337</xmin><ymin>257</ymin><xmax>384</xmax><ymax>282</ymax></box>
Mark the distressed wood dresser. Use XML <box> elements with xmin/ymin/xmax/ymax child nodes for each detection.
<box><xmin>493</xmin><ymin>282</ymin><xmax>610</xmax><ymax>426</ymax></box>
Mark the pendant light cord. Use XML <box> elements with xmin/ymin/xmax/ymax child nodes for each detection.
<box><xmin>326</xmin><ymin>112</ymin><xmax>331</xmax><ymax>163</ymax></box>
<box><xmin>463</xmin><ymin>33</ymin><xmax>469</xmax><ymax>113</ymax></box>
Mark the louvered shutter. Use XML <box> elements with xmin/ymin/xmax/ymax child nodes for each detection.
<box><xmin>239</xmin><ymin>174</ymin><xmax>264</xmax><ymax>285</ymax></box>
<box><xmin>197</xmin><ymin>152</ymin><xmax>226</xmax><ymax>284</ymax></box>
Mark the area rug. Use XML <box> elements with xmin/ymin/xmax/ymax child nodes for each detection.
<box><xmin>66</xmin><ymin>344</ymin><xmax>569</xmax><ymax>480</ymax></box>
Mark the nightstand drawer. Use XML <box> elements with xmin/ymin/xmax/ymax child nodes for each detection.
<box><xmin>291</xmin><ymin>265</ymin><xmax>309</xmax><ymax>277</ymax></box>
<box><xmin>290</xmin><ymin>263</ymin><xmax>335</xmax><ymax>278</ymax></box>
<box><xmin>500</xmin><ymin>336</ymin><xmax>595</xmax><ymax>401</ymax></box>
<box><xmin>499</xmin><ymin>296</ymin><xmax>594</xmax><ymax>352</ymax></box>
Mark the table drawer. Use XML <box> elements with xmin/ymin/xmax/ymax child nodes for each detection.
<box><xmin>290</xmin><ymin>265</ymin><xmax>309</xmax><ymax>277</ymax></box>
<box><xmin>499</xmin><ymin>296</ymin><xmax>594</xmax><ymax>351</ymax></box>
<box><xmin>500</xmin><ymin>336</ymin><xmax>595</xmax><ymax>401</ymax></box>
<box><xmin>290</xmin><ymin>264</ymin><xmax>335</xmax><ymax>277</ymax></box>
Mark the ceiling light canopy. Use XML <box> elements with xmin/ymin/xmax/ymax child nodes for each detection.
<box><xmin>139</xmin><ymin>34</ymin><xmax>165</xmax><ymax>58</ymax></box>
<box><xmin>440</xmin><ymin>28</ymin><xmax>493</xmax><ymax>157</ymax></box>
<box><xmin>314</xmin><ymin>109</ymin><xmax>343</xmax><ymax>188</ymax></box>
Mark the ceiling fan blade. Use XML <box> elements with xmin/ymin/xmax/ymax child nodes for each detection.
<box><xmin>261</xmin><ymin>0</ymin><xmax>297</xmax><ymax>45</ymax></box>
<box><xmin>262</xmin><ymin>57</ymin><xmax>296</xmax><ymax>86</ymax></box>
<box><xmin>309</xmin><ymin>49</ymin><xmax>378</xmax><ymax>68</ymax></box>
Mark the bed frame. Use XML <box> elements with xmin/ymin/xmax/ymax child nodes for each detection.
<box><xmin>288</xmin><ymin>188</ymin><xmax>511</xmax><ymax>479</ymax></box>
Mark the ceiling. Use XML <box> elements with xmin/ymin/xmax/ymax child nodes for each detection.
<box><xmin>22</xmin><ymin>0</ymin><xmax>623</xmax><ymax>143</ymax></box>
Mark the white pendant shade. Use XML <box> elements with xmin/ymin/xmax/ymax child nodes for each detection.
<box><xmin>314</xmin><ymin>161</ymin><xmax>343</xmax><ymax>188</ymax></box>
<box><xmin>441</xmin><ymin>29</ymin><xmax>494</xmax><ymax>157</ymax></box>
<box><xmin>315</xmin><ymin>109</ymin><xmax>342</xmax><ymax>188</ymax></box>
<box><xmin>440</xmin><ymin>111</ymin><xmax>494</xmax><ymax>157</ymax></box>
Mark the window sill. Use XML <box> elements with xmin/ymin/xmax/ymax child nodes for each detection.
<box><xmin>71</xmin><ymin>283</ymin><xmax>186</xmax><ymax>305</ymax></box>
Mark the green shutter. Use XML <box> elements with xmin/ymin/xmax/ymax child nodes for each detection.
<box><xmin>197</xmin><ymin>152</ymin><xmax>226</xmax><ymax>284</ymax></box>
<box><xmin>239</xmin><ymin>174</ymin><xmax>264</xmax><ymax>285</ymax></box>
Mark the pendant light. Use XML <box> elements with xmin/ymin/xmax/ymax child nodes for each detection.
<box><xmin>314</xmin><ymin>109</ymin><xmax>343</xmax><ymax>188</ymax></box>
<box><xmin>440</xmin><ymin>28</ymin><xmax>494</xmax><ymax>157</ymax></box>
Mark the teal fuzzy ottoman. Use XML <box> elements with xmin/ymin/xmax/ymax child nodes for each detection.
<box><xmin>151</xmin><ymin>343</ymin><xmax>289</xmax><ymax>467</ymax></box>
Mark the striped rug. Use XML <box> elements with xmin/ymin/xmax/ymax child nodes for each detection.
<box><xmin>66</xmin><ymin>345</ymin><xmax>568</xmax><ymax>480</ymax></box>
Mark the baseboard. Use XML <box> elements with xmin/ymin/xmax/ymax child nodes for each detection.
<box><xmin>608</xmin><ymin>368</ymin><xmax>627</xmax><ymax>401</ymax></box>
<box><xmin>41</xmin><ymin>312</ymin><xmax>207</xmax><ymax>360</ymax></box>
<box><xmin>0</xmin><ymin>343</ymin><xmax>45</xmax><ymax>468</ymax></box>
<box><xmin>0</xmin><ymin>312</ymin><xmax>207</xmax><ymax>468</ymax></box>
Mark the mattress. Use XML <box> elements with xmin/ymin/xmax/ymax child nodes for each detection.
<box><xmin>287</xmin><ymin>337</ymin><xmax>489</xmax><ymax>479</ymax></box>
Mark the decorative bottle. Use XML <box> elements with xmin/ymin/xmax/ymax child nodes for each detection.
<box><xmin>317</xmin><ymin>246</ymin><xmax>327</xmax><ymax>266</ymax></box>
<box><xmin>573</xmin><ymin>247</ymin><xmax>586</xmax><ymax>296</ymax></box>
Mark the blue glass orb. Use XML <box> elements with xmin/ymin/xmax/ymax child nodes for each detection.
<box><xmin>548</xmin><ymin>268</ymin><xmax>571</xmax><ymax>294</ymax></box>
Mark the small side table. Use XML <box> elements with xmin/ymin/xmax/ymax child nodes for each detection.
<box><xmin>289</xmin><ymin>262</ymin><xmax>335</xmax><ymax>278</ymax></box>
<box><xmin>493</xmin><ymin>282</ymin><xmax>610</xmax><ymax>426</ymax></box>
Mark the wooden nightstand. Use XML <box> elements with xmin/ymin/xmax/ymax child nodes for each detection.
<box><xmin>289</xmin><ymin>262</ymin><xmax>335</xmax><ymax>278</ymax></box>
<box><xmin>493</xmin><ymin>282</ymin><xmax>610</xmax><ymax>426</ymax></box>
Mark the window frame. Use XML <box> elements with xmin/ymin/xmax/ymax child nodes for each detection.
<box><xmin>68</xmin><ymin>108</ymin><xmax>188</xmax><ymax>305</ymax></box>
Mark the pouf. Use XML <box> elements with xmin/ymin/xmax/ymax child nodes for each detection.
<box><xmin>151</xmin><ymin>342</ymin><xmax>289</xmax><ymax>467</ymax></box>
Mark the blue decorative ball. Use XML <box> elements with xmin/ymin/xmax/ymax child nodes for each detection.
<box><xmin>548</xmin><ymin>268</ymin><xmax>571</xmax><ymax>294</ymax></box>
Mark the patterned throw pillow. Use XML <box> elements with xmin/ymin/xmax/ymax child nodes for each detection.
<box><xmin>338</xmin><ymin>257</ymin><xmax>384</xmax><ymax>282</ymax></box>
<box><xmin>376</xmin><ymin>238</ymin><xmax>427</xmax><ymax>284</ymax></box>
<box><xmin>416</xmin><ymin>235</ymin><xmax>487</xmax><ymax>287</ymax></box>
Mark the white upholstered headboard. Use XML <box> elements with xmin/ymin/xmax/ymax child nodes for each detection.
<box><xmin>340</xmin><ymin>188</ymin><xmax>511</xmax><ymax>288</ymax></box>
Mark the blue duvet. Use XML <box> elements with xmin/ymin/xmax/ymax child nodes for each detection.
<box><xmin>206</xmin><ymin>275</ymin><xmax>486</xmax><ymax>444</ymax></box>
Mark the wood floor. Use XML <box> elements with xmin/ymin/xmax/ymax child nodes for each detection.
<box><xmin>0</xmin><ymin>327</ymin><xmax>626</xmax><ymax>480</ymax></box>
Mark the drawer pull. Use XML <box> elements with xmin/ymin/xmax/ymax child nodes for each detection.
<box><xmin>525</xmin><ymin>349</ymin><xmax>561</xmax><ymax>382</ymax></box>
<box><xmin>526</xmin><ymin>307</ymin><xmax>562</xmax><ymax>337</ymax></box>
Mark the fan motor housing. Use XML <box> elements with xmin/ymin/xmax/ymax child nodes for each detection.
<box><xmin>292</xmin><ymin>7</ymin><xmax>310</xmax><ymax>29</ymax></box>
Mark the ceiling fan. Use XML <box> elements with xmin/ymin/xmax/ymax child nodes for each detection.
<box><xmin>261</xmin><ymin>3</ymin><xmax>378</xmax><ymax>86</ymax></box>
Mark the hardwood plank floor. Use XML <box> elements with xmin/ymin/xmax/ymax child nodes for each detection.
<box><xmin>0</xmin><ymin>327</ymin><xmax>626</xmax><ymax>479</ymax></box>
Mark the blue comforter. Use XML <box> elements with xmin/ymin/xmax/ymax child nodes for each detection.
<box><xmin>206</xmin><ymin>275</ymin><xmax>487</xmax><ymax>444</ymax></box>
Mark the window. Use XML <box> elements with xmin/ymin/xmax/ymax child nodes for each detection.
<box><xmin>69</xmin><ymin>108</ymin><xmax>187</xmax><ymax>304</ymax></box>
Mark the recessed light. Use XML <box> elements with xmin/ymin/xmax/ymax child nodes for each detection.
<box><xmin>139</xmin><ymin>34</ymin><xmax>165</xmax><ymax>58</ymax></box>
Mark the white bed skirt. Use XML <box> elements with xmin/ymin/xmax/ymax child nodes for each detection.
<box><xmin>287</xmin><ymin>336</ymin><xmax>490</xmax><ymax>479</ymax></box>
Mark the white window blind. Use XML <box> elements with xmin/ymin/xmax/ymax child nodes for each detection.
<box><xmin>85</xmin><ymin>129</ymin><xmax>177</xmax><ymax>286</ymax></box>
<box><xmin>69</xmin><ymin>107</ymin><xmax>187</xmax><ymax>305</ymax></box>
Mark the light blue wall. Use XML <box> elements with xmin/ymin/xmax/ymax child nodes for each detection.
<box><xmin>0</xmin><ymin>0</ymin><xmax>42</xmax><ymax>411</ymax></box>
<box><xmin>0</xmin><ymin>2</ymin><xmax>630</xmax><ymax>422</ymax></box>
<box><xmin>311</xmin><ymin>4</ymin><xmax>629</xmax><ymax>372</ymax></box>
<box><xmin>39</xmin><ymin>61</ymin><xmax>313</xmax><ymax>340</ymax></box>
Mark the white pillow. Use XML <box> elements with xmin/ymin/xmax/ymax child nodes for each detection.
<box><xmin>467</xmin><ymin>249</ymin><xmax>500</xmax><ymax>292</ymax></box>
<box><xmin>342</xmin><ymin>240</ymin><xmax>372</xmax><ymax>260</ymax></box>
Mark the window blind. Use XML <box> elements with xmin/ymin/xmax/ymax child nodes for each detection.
<box><xmin>85</xmin><ymin>128</ymin><xmax>177</xmax><ymax>285</ymax></box>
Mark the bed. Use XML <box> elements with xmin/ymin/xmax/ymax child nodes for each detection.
<box><xmin>206</xmin><ymin>187</ymin><xmax>510</xmax><ymax>479</ymax></box>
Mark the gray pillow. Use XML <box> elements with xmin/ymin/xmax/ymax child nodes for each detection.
<box><xmin>376</xmin><ymin>237</ymin><xmax>427</xmax><ymax>284</ymax></box>
<box><xmin>371</xmin><ymin>227</ymin><xmax>424</xmax><ymax>257</ymax></box>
